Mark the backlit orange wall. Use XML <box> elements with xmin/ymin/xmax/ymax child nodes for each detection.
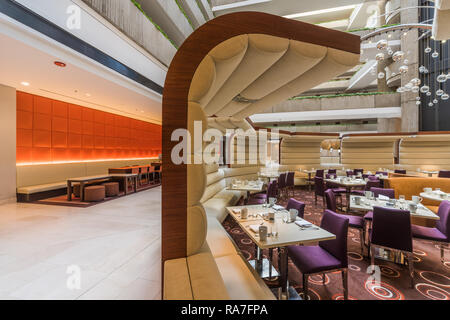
<box><xmin>16</xmin><ymin>91</ymin><xmax>162</xmax><ymax>164</ymax></box>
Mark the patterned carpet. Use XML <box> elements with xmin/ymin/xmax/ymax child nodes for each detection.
<box><xmin>222</xmin><ymin>187</ymin><xmax>450</xmax><ymax>300</ymax></box>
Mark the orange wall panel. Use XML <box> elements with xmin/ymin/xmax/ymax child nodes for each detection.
<box><xmin>16</xmin><ymin>92</ymin><xmax>162</xmax><ymax>164</ymax></box>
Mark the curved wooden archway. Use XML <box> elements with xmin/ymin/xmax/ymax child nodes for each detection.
<box><xmin>162</xmin><ymin>12</ymin><xmax>360</xmax><ymax>263</ymax></box>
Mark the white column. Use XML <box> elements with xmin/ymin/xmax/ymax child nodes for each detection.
<box><xmin>0</xmin><ymin>84</ymin><xmax>17</xmax><ymax>202</ymax></box>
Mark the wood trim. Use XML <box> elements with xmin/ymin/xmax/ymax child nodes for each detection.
<box><xmin>162</xmin><ymin>12</ymin><xmax>361</xmax><ymax>266</ymax></box>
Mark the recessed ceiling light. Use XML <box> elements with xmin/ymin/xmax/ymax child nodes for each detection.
<box><xmin>21</xmin><ymin>81</ymin><xmax>30</xmax><ymax>86</ymax></box>
<box><xmin>54</xmin><ymin>61</ymin><xmax>66</xmax><ymax>68</ymax></box>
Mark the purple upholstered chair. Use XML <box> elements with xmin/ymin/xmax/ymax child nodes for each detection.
<box><xmin>324</xmin><ymin>189</ymin><xmax>365</xmax><ymax>254</ymax></box>
<box><xmin>314</xmin><ymin>176</ymin><xmax>326</xmax><ymax>207</ymax></box>
<box><xmin>315</xmin><ymin>169</ymin><xmax>325</xmax><ymax>178</ymax></box>
<box><xmin>412</xmin><ymin>200</ymin><xmax>450</xmax><ymax>263</ymax></box>
<box><xmin>394</xmin><ymin>169</ymin><xmax>407</xmax><ymax>174</ymax></box>
<box><xmin>286</xmin><ymin>172</ymin><xmax>295</xmax><ymax>197</ymax></box>
<box><xmin>278</xmin><ymin>172</ymin><xmax>287</xmax><ymax>199</ymax></box>
<box><xmin>370</xmin><ymin>206</ymin><xmax>414</xmax><ymax>287</ymax></box>
<box><xmin>252</xmin><ymin>180</ymin><xmax>278</xmax><ymax>202</ymax></box>
<box><xmin>286</xmin><ymin>198</ymin><xmax>305</xmax><ymax>219</ymax></box>
<box><xmin>328</xmin><ymin>169</ymin><xmax>337</xmax><ymax>175</ymax></box>
<box><xmin>376</xmin><ymin>171</ymin><xmax>388</xmax><ymax>176</ymax></box>
<box><xmin>324</xmin><ymin>175</ymin><xmax>345</xmax><ymax>208</ymax></box>
<box><xmin>346</xmin><ymin>170</ymin><xmax>354</xmax><ymax>177</ymax></box>
<box><xmin>351</xmin><ymin>179</ymin><xmax>381</xmax><ymax>196</ymax></box>
<box><xmin>288</xmin><ymin>210</ymin><xmax>349</xmax><ymax>300</ymax></box>
<box><xmin>438</xmin><ymin>170</ymin><xmax>450</xmax><ymax>178</ymax></box>
<box><xmin>354</xmin><ymin>168</ymin><xmax>364</xmax><ymax>175</ymax></box>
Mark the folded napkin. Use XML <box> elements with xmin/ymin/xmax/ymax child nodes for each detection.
<box><xmin>295</xmin><ymin>220</ymin><xmax>313</xmax><ymax>228</ymax></box>
<box><xmin>435</xmin><ymin>190</ymin><xmax>446</xmax><ymax>195</ymax></box>
<box><xmin>249</xmin><ymin>225</ymin><xmax>261</xmax><ymax>233</ymax></box>
<box><xmin>272</xmin><ymin>204</ymin><xmax>285</xmax><ymax>211</ymax></box>
<box><xmin>378</xmin><ymin>194</ymin><xmax>390</xmax><ymax>200</ymax></box>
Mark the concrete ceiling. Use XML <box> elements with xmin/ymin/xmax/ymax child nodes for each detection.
<box><xmin>0</xmin><ymin>32</ymin><xmax>162</xmax><ymax>124</ymax></box>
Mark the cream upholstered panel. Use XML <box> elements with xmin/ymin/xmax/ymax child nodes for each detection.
<box><xmin>399</xmin><ymin>135</ymin><xmax>450</xmax><ymax>171</ymax></box>
<box><xmin>164</xmin><ymin>258</ymin><xmax>193</xmax><ymax>300</ymax></box>
<box><xmin>189</xmin><ymin>35</ymin><xmax>249</xmax><ymax>107</ymax></box>
<box><xmin>233</xmin><ymin>48</ymin><xmax>360</xmax><ymax>119</ymax></box>
<box><xmin>217</xmin><ymin>40</ymin><xmax>327</xmax><ymax>117</ymax></box>
<box><xmin>432</xmin><ymin>1</ymin><xmax>450</xmax><ymax>40</ymax></box>
<box><xmin>187</xmin><ymin>244</ymin><xmax>230</xmax><ymax>300</ymax></box>
<box><xmin>186</xmin><ymin>102</ymin><xmax>209</xmax><ymax>256</ymax></box>
<box><xmin>189</xmin><ymin>35</ymin><xmax>359</xmax><ymax>120</ymax></box>
<box><xmin>280</xmin><ymin>136</ymin><xmax>332</xmax><ymax>168</ymax></box>
<box><xmin>341</xmin><ymin>137</ymin><xmax>397</xmax><ymax>170</ymax></box>
<box><xmin>204</xmin><ymin>34</ymin><xmax>289</xmax><ymax>116</ymax></box>
<box><xmin>187</xmin><ymin>205</ymin><xmax>208</xmax><ymax>256</ymax></box>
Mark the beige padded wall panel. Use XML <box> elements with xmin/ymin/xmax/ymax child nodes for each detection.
<box><xmin>280</xmin><ymin>137</ymin><xmax>325</xmax><ymax>168</ymax></box>
<box><xmin>341</xmin><ymin>137</ymin><xmax>396</xmax><ymax>170</ymax></box>
<box><xmin>216</xmin><ymin>40</ymin><xmax>327</xmax><ymax>117</ymax></box>
<box><xmin>204</xmin><ymin>34</ymin><xmax>289</xmax><ymax>116</ymax></box>
<box><xmin>186</xmin><ymin>205</ymin><xmax>208</xmax><ymax>257</ymax></box>
<box><xmin>399</xmin><ymin>135</ymin><xmax>450</xmax><ymax>170</ymax></box>
<box><xmin>189</xmin><ymin>35</ymin><xmax>249</xmax><ymax>106</ymax></box>
<box><xmin>233</xmin><ymin>48</ymin><xmax>360</xmax><ymax>119</ymax></box>
<box><xmin>187</xmin><ymin>164</ymin><xmax>207</xmax><ymax>207</ymax></box>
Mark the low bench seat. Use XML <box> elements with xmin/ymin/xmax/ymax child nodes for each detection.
<box><xmin>17</xmin><ymin>181</ymin><xmax>66</xmax><ymax>194</ymax></box>
<box><xmin>206</xmin><ymin>217</ymin><xmax>239</xmax><ymax>258</ymax></box>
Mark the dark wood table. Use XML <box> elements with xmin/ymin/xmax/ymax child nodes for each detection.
<box><xmin>110</xmin><ymin>174</ymin><xmax>138</xmax><ymax>195</ymax></box>
<box><xmin>67</xmin><ymin>175</ymin><xmax>111</xmax><ymax>201</ymax></box>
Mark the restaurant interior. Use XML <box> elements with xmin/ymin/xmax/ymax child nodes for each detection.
<box><xmin>0</xmin><ymin>0</ymin><xmax>449</xmax><ymax>301</ymax></box>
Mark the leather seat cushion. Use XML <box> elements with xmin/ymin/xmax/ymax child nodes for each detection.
<box><xmin>207</xmin><ymin>217</ymin><xmax>238</xmax><ymax>258</ymax></box>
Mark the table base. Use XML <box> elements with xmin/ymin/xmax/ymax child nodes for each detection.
<box><xmin>272</xmin><ymin>286</ymin><xmax>302</xmax><ymax>300</ymax></box>
<box><xmin>373</xmin><ymin>247</ymin><xmax>408</xmax><ymax>265</ymax></box>
<box><xmin>249</xmin><ymin>259</ymin><xmax>279</xmax><ymax>279</ymax></box>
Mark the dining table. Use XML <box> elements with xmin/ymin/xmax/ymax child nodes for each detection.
<box><xmin>349</xmin><ymin>195</ymin><xmax>440</xmax><ymax>220</ymax></box>
<box><xmin>227</xmin><ymin>180</ymin><xmax>265</xmax><ymax>204</ymax></box>
<box><xmin>420</xmin><ymin>191</ymin><xmax>450</xmax><ymax>203</ymax></box>
<box><xmin>67</xmin><ymin>175</ymin><xmax>111</xmax><ymax>201</ymax></box>
<box><xmin>226</xmin><ymin>204</ymin><xmax>335</xmax><ymax>300</ymax></box>
<box><xmin>324</xmin><ymin>177</ymin><xmax>367</xmax><ymax>212</ymax></box>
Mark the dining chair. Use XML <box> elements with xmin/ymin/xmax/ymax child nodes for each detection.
<box><xmin>376</xmin><ymin>171</ymin><xmax>388</xmax><ymax>176</ymax></box>
<box><xmin>438</xmin><ymin>170</ymin><xmax>450</xmax><ymax>178</ymax></box>
<box><xmin>288</xmin><ymin>210</ymin><xmax>349</xmax><ymax>300</ymax></box>
<box><xmin>346</xmin><ymin>170</ymin><xmax>354</xmax><ymax>177</ymax></box>
<box><xmin>324</xmin><ymin>174</ymin><xmax>345</xmax><ymax>209</ymax></box>
<box><xmin>370</xmin><ymin>206</ymin><xmax>414</xmax><ymax>287</ymax></box>
<box><xmin>286</xmin><ymin>172</ymin><xmax>295</xmax><ymax>197</ymax></box>
<box><xmin>328</xmin><ymin>169</ymin><xmax>337</xmax><ymax>175</ymax></box>
<box><xmin>354</xmin><ymin>169</ymin><xmax>364</xmax><ymax>175</ymax></box>
<box><xmin>394</xmin><ymin>169</ymin><xmax>407</xmax><ymax>174</ymax></box>
<box><xmin>412</xmin><ymin>200</ymin><xmax>450</xmax><ymax>263</ymax></box>
<box><xmin>278</xmin><ymin>173</ymin><xmax>287</xmax><ymax>199</ymax></box>
<box><xmin>315</xmin><ymin>169</ymin><xmax>324</xmax><ymax>178</ymax></box>
<box><xmin>286</xmin><ymin>198</ymin><xmax>305</xmax><ymax>219</ymax></box>
<box><xmin>314</xmin><ymin>176</ymin><xmax>326</xmax><ymax>207</ymax></box>
<box><xmin>252</xmin><ymin>180</ymin><xmax>278</xmax><ymax>201</ymax></box>
<box><xmin>324</xmin><ymin>189</ymin><xmax>365</xmax><ymax>254</ymax></box>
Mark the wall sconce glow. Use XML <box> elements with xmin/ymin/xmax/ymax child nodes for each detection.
<box><xmin>21</xmin><ymin>81</ymin><xmax>30</xmax><ymax>86</ymax></box>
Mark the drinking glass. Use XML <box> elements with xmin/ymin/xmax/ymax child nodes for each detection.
<box><xmin>271</xmin><ymin>220</ymin><xmax>278</xmax><ymax>237</ymax></box>
<box><xmin>399</xmin><ymin>195</ymin><xmax>405</xmax><ymax>203</ymax></box>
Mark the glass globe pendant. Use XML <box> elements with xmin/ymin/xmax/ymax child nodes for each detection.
<box><xmin>425</xmin><ymin>47</ymin><xmax>432</xmax><ymax>54</ymax></box>
<box><xmin>419</xmin><ymin>66</ymin><xmax>427</xmax><ymax>73</ymax></box>
<box><xmin>437</xmin><ymin>74</ymin><xmax>447</xmax><ymax>83</ymax></box>
<box><xmin>410</xmin><ymin>78</ymin><xmax>421</xmax><ymax>86</ymax></box>
<box><xmin>375</xmin><ymin>53</ymin><xmax>385</xmax><ymax>61</ymax></box>
<box><xmin>432</xmin><ymin>51</ymin><xmax>439</xmax><ymax>58</ymax></box>
<box><xmin>427</xmin><ymin>91</ymin><xmax>432</xmax><ymax>96</ymax></box>
<box><xmin>399</xmin><ymin>65</ymin><xmax>409</xmax><ymax>74</ymax></box>
<box><xmin>442</xmin><ymin>93</ymin><xmax>449</xmax><ymax>100</ymax></box>
<box><xmin>433</xmin><ymin>99</ymin><xmax>438</xmax><ymax>104</ymax></box>
<box><xmin>392</xmin><ymin>51</ymin><xmax>405</xmax><ymax>62</ymax></box>
<box><xmin>436</xmin><ymin>89</ymin><xmax>444</xmax><ymax>96</ymax></box>
<box><xmin>420</xmin><ymin>85</ymin><xmax>430</xmax><ymax>93</ymax></box>
<box><xmin>377</xmin><ymin>72</ymin><xmax>385</xmax><ymax>79</ymax></box>
<box><xmin>428</xmin><ymin>102</ymin><xmax>434</xmax><ymax>107</ymax></box>
<box><xmin>376</xmin><ymin>39</ymin><xmax>388</xmax><ymax>50</ymax></box>
<box><xmin>411</xmin><ymin>86</ymin><xmax>420</xmax><ymax>93</ymax></box>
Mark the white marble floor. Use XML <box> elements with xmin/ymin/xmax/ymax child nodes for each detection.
<box><xmin>0</xmin><ymin>187</ymin><xmax>161</xmax><ymax>300</ymax></box>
